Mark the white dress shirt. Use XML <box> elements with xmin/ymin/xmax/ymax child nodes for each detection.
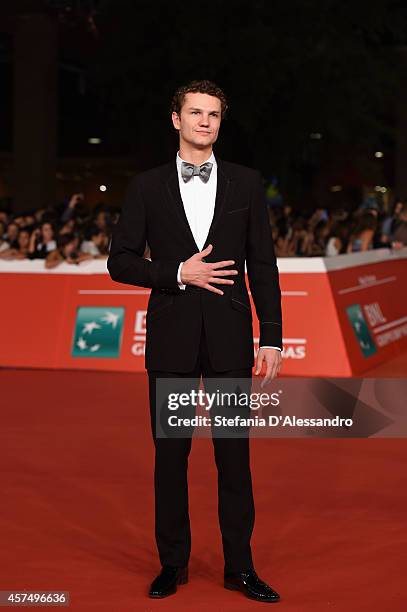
<box><xmin>175</xmin><ymin>151</ymin><xmax>281</xmax><ymax>352</ymax></box>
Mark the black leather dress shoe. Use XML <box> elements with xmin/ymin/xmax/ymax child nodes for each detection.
<box><xmin>224</xmin><ymin>569</ymin><xmax>280</xmax><ymax>603</ymax></box>
<box><xmin>148</xmin><ymin>565</ymin><xmax>188</xmax><ymax>598</ymax></box>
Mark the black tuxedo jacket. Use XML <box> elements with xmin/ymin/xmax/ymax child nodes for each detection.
<box><xmin>107</xmin><ymin>156</ymin><xmax>282</xmax><ymax>372</ymax></box>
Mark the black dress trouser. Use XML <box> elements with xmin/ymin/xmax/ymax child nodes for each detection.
<box><xmin>147</xmin><ymin>315</ymin><xmax>255</xmax><ymax>574</ymax></box>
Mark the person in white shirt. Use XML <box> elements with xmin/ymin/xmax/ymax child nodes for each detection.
<box><xmin>108</xmin><ymin>80</ymin><xmax>282</xmax><ymax>604</ymax></box>
<box><xmin>174</xmin><ymin>150</ymin><xmax>281</xmax><ymax>354</ymax></box>
<box><xmin>80</xmin><ymin>226</ymin><xmax>108</xmax><ymax>258</ymax></box>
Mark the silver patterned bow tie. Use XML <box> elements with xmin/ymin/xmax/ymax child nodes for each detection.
<box><xmin>181</xmin><ymin>161</ymin><xmax>213</xmax><ymax>183</ymax></box>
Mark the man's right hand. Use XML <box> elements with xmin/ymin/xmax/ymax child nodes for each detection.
<box><xmin>180</xmin><ymin>244</ymin><xmax>238</xmax><ymax>295</ymax></box>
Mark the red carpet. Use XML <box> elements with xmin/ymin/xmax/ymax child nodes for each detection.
<box><xmin>1</xmin><ymin>367</ymin><xmax>406</xmax><ymax>611</ymax></box>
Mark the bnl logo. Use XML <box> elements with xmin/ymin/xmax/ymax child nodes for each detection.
<box><xmin>72</xmin><ymin>307</ymin><xmax>125</xmax><ymax>358</ymax></box>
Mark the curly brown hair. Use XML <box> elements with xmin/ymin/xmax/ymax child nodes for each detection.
<box><xmin>171</xmin><ymin>79</ymin><xmax>228</xmax><ymax>119</ymax></box>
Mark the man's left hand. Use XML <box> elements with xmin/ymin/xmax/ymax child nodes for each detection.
<box><xmin>254</xmin><ymin>348</ymin><xmax>282</xmax><ymax>387</ymax></box>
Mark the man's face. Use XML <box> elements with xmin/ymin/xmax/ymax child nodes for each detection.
<box><xmin>172</xmin><ymin>92</ymin><xmax>222</xmax><ymax>149</ymax></box>
<box><xmin>8</xmin><ymin>224</ymin><xmax>18</xmax><ymax>240</ymax></box>
<box><xmin>18</xmin><ymin>230</ymin><xmax>30</xmax><ymax>248</ymax></box>
<box><xmin>96</xmin><ymin>212</ymin><xmax>106</xmax><ymax>227</ymax></box>
<box><xmin>42</xmin><ymin>223</ymin><xmax>54</xmax><ymax>241</ymax></box>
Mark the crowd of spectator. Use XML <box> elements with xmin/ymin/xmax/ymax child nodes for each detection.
<box><xmin>0</xmin><ymin>193</ymin><xmax>115</xmax><ymax>268</ymax></box>
<box><xmin>267</xmin><ymin>197</ymin><xmax>407</xmax><ymax>257</ymax></box>
<box><xmin>1</xmin><ymin>191</ymin><xmax>407</xmax><ymax>268</ymax></box>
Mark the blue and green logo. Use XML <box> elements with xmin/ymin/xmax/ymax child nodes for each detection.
<box><xmin>72</xmin><ymin>306</ymin><xmax>125</xmax><ymax>358</ymax></box>
<box><xmin>346</xmin><ymin>304</ymin><xmax>377</xmax><ymax>358</ymax></box>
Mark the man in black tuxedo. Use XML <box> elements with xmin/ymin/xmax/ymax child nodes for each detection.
<box><xmin>107</xmin><ymin>80</ymin><xmax>282</xmax><ymax>602</ymax></box>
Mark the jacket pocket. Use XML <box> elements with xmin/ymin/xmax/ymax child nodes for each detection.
<box><xmin>226</xmin><ymin>205</ymin><xmax>249</xmax><ymax>214</ymax></box>
<box><xmin>230</xmin><ymin>296</ymin><xmax>252</xmax><ymax>316</ymax></box>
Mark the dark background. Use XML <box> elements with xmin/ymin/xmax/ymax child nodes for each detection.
<box><xmin>1</xmin><ymin>0</ymin><xmax>407</xmax><ymax>212</ymax></box>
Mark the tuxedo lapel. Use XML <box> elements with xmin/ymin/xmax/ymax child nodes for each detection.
<box><xmin>163</xmin><ymin>161</ymin><xmax>199</xmax><ymax>252</ymax></box>
<box><xmin>202</xmin><ymin>156</ymin><xmax>233</xmax><ymax>250</ymax></box>
<box><xmin>162</xmin><ymin>155</ymin><xmax>233</xmax><ymax>254</ymax></box>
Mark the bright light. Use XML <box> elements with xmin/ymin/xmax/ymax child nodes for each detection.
<box><xmin>310</xmin><ymin>133</ymin><xmax>322</xmax><ymax>140</ymax></box>
<box><xmin>374</xmin><ymin>151</ymin><xmax>384</xmax><ymax>158</ymax></box>
<box><xmin>330</xmin><ymin>185</ymin><xmax>342</xmax><ymax>192</ymax></box>
<box><xmin>99</xmin><ymin>185</ymin><xmax>107</xmax><ymax>192</ymax></box>
<box><xmin>88</xmin><ymin>137</ymin><xmax>102</xmax><ymax>144</ymax></box>
<box><xmin>374</xmin><ymin>185</ymin><xmax>387</xmax><ymax>192</ymax></box>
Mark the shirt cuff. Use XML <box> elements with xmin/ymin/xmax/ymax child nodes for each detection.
<box><xmin>259</xmin><ymin>346</ymin><xmax>282</xmax><ymax>351</ymax></box>
<box><xmin>177</xmin><ymin>262</ymin><xmax>186</xmax><ymax>290</ymax></box>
